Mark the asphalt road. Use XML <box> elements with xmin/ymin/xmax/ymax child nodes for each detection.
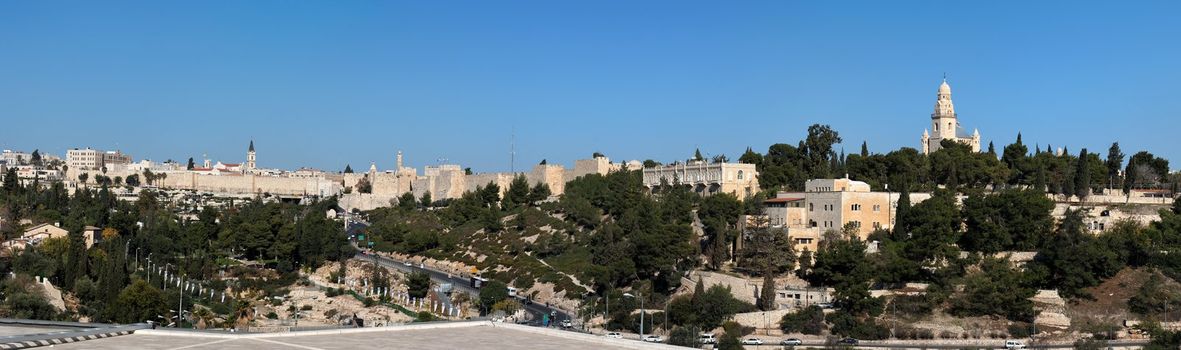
<box><xmin>347</xmin><ymin>220</ymin><xmax>572</xmax><ymax>326</ymax></box>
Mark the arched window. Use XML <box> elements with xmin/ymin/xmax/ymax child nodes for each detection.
<box><xmin>737</xmin><ymin>170</ymin><xmax>744</xmax><ymax>180</ymax></box>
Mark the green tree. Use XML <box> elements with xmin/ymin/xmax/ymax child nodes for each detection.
<box><xmin>479</xmin><ymin>280</ymin><xmax>509</xmax><ymax>314</ymax></box>
<box><xmin>757</xmin><ymin>273</ymin><xmax>776</xmax><ymax>311</ymax></box>
<box><xmin>948</xmin><ymin>256</ymin><xmax>1037</xmax><ymax>322</ymax></box>
<box><xmin>527</xmin><ymin>182</ymin><xmax>551</xmax><ymax>204</ymax></box>
<box><xmin>779</xmin><ymin>305</ymin><xmax>825</xmax><ymax>334</ymax></box>
<box><xmin>110</xmin><ymin>279</ymin><xmax>167</xmax><ymax>324</ymax></box>
<box><xmin>668</xmin><ymin>325</ymin><xmax>702</xmax><ymax>347</ymax></box>
<box><xmin>1027</xmin><ymin>209</ymin><xmax>1124</xmax><ymax>299</ymax></box>
<box><xmin>694</xmin><ymin>148</ymin><xmax>704</xmax><ymax>161</ymax></box>
<box><xmin>1106</xmin><ymin>142</ymin><xmax>1124</xmax><ymax>190</ymax></box>
<box><xmin>961</xmin><ymin>189</ymin><xmax>1054</xmax><ymax>252</ymax></box>
<box><xmin>406</xmin><ymin>272</ymin><xmax>431</xmax><ymax>299</ymax></box>
<box><xmin>420</xmin><ymin>191</ymin><xmax>432</xmax><ymax>208</ymax></box>
<box><xmin>503</xmin><ymin>175</ymin><xmax>530</xmax><ymax>209</ymax></box>
<box><xmin>398</xmin><ymin>192</ymin><xmax>417</xmax><ymax>211</ymax></box>
<box><xmin>1075</xmin><ymin>148</ymin><xmax>1092</xmax><ymax>199</ymax></box>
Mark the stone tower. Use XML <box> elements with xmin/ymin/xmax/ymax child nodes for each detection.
<box><xmin>932</xmin><ymin>79</ymin><xmax>957</xmax><ymax>141</ymax></box>
<box><xmin>922</xmin><ymin>78</ymin><xmax>980</xmax><ymax>154</ymax></box>
<box><xmin>246</xmin><ymin>140</ymin><xmax>256</xmax><ymax>171</ymax></box>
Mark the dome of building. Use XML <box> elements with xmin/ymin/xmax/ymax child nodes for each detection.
<box><xmin>938</xmin><ymin>79</ymin><xmax>951</xmax><ymax>94</ymax></box>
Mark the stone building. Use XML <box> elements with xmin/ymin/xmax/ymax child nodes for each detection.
<box><xmin>921</xmin><ymin>78</ymin><xmax>981</xmax><ymax>154</ymax></box>
<box><xmin>642</xmin><ymin>160</ymin><xmax>759</xmax><ymax>198</ymax></box>
<box><xmin>66</xmin><ymin>147</ymin><xmax>132</xmax><ymax>174</ymax></box>
<box><xmin>763</xmin><ymin>177</ymin><xmax>931</xmax><ymax>253</ymax></box>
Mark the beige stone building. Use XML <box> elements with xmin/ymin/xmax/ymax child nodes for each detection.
<box><xmin>642</xmin><ymin>160</ymin><xmax>759</xmax><ymax>198</ymax></box>
<box><xmin>921</xmin><ymin>79</ymin><xmax>981</xmax><ymax>154</ymax></box>
<box><xmin>68</xmin><ymin>148</ymin><xmax>132</xmax><ymax>171</ymax></box>
<box><xmin>16</xmin><ymin>223</ymin><xmax>99</xmax><ymax>249</ymax></box>
<box><xmin>66</xmin><ymin>148</ymin><xmax>102</xmax><ymax>170</ymax></box>
<box><xmin>763</xmin><ymin>178</ymin><xmax>931</xmax><ymax>253</ymax></box>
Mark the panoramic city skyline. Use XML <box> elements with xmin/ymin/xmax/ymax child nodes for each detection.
<box><xmin>2</xmin><ymin>1</ymin><xmax>1179</xmax><ymax>172</ymax></box>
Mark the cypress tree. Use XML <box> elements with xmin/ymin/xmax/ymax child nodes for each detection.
<box><xmin>694</xmin><ymin>148</ymin><xmax>704</xmax><ymax>161</ymax></box>
<box><xmin>894</xmin><ymin>183</ymin><xmax>912</xmax><ymax>239</ymax></box>
<box><xmin>758</xmin><ymin>273</ymin><xmax>776</xmax><ymax>311</ymax></box>
<box><xmin>1075</xmin><ymin>148</ymin><xmax>1091</xmax><ymax>200</ymax></box>
<box><xmin>860</xmin><ymin>141</ymin><xmax>869</xmax><ymax>157</ymax></box>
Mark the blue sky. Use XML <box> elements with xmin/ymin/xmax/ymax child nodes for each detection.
<box><xmin>1</xmin><ymin>1</ymin><xmax>1178</xmax><ymax>172</ymax></box>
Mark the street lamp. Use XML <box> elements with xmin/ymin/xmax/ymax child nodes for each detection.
<box><xmin>623</xmin><ymin>292</ymin><xmax>643</xmax><ymax>340</ymax></box>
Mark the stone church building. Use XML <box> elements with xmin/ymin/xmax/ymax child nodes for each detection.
<box><xmin>921</xmin><ymin>79</ymin><xmax>981</xmax><ymax>154</ymax></box>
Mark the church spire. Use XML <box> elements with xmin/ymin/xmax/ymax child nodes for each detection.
<box><xmin>248</xmin><ymin>140</ymin><xmax>255</xmax><ymax>152</ymax></box>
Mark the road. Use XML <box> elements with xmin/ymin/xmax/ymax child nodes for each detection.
<box><xmin>727</xmin><ymin>337</ymin><xmax>1150</xmax><ymax>349</ymax></box>
<box><xmin>346</xmin><ymin>220</ymin><xmax>572</xmax><ymax>326</ymax></box>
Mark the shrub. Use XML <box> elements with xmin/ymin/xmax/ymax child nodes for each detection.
<box><xmin>722</xmin><ymin>321</ymin><xmax>754</xmax><ymax>337</ymax></box>
<box><xmin>1007</xmin><ymin>322</ymin><xmax>1038</xmax><ymax>338</ymax></box>
<box><xmin>779</xmin><ymin>305</ymin><xmax>825</xmax><ymax>335</ymax></box>
<box><xmin>300</xmin><ymin>304</ymin><xmax>313</xmax><ymax>311</ymax></box>
<box><xmin>266</xmin><ymin>311</ymin><xmax>278</xmax><ymax>319</ymax></box>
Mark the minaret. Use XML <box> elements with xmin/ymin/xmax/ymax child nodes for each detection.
<box><xmin>396</xmin><ymin>151</ymin><xmax>404</xmax><ymax>170</ymax></box>
<box><xmin>246</xmin><ymin>140</ymin><xmax>256</xmax><ymax>171</ymax></box>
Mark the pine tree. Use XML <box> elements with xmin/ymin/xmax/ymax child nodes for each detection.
<box><xmin>187</xmin><ymin>157</ymin><xmax>195</xmax><ymax>170</ymax></box>
<box><xmin>987</xmin><ymin>141</ymin><xmax>996</xmax><ymax>156</ymax></box>
<box><xmin>694</xmin><ymin>148</ymin><xmax>704</xmax><ymax>161</ymax></box>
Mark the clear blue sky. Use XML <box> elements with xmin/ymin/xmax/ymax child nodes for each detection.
<box><xmin>2</xmin><ymin>1</ymin><xmax>1178</xmax><ymax>172</ymax></box>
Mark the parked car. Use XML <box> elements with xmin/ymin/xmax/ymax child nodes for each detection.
<box><xmin>741</xmin><ymin>338</ymin><xmax>764</xmax><ymax>345</ymax></box>
<box><xmin>780</xmin><ymin>338</ymin><xmax>803</xmax><ymax>346</ymax></box>
<box><xmin>1005</xmin><ymin>340</ymin><xmax>1026</xmax><ymax>349</ymax></box>
<box><xmin>642</xmin><ymin>335</ymin><xmax>664</xmax><ymax>343</ymax></box>
<box><xmin>699</xmin><ymin>333</ymin><xmax>717</xmax><ymax>344</ymax></box>
<box><xmin>560</xmin><ymin>319</ymin><xmax>573</xmax><ymax>328</ymax></box>
<box><xmin>838</xmin><ymin>338</ymin><xmax>859</xmax><ymax>345</ymax></box>
<box><xmin>605</xmin><ymin>332</ymin><xmax>623</xmax><ymax>339</ymax></box>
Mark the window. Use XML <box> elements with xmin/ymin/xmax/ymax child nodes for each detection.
<box><xmin>851</xmin><ymin>204</ymin><xmax>861</xmax><ymax>211</ymax></box>
<box><xmin>809</xmin><ymin>203</ymin><xmax>814</xmax><ymax>211</ymax></box>
<box><xmin>737</xmin><ymin>170</ymin><xmax>744</xmax><ymax>180</ymax></box>
<box><xmin>873</xmin><ymin>205</ymin><xmax>881</xmax><ymax>212</ymax></box>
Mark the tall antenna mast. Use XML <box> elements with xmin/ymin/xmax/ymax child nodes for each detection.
<box><xmin>510</xmin><ymin>127</ymin><xmax>516</xmax><ymax>173</ymax></box>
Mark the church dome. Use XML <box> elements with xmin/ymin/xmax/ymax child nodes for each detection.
<box><xmin>938</xmin><ymin>80</ymin><xmax>951</xmax><ymax>94</ymax></box>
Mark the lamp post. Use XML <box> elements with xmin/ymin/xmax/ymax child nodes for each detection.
<box><xmin>624</xmin><ymin>292</ymin><xmax>643</xmax><ymax>340</ymax></box>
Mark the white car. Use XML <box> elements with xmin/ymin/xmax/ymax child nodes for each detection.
<box><xmin>1005</xmin><ymin>340</ymin><xmax>1026</xmax><ymax>349</ymax></box>
<box><xmin>699</xmin><ymin>333</ymin><xmax>717</xmax><ymax>344</ymax></box>
<box><xmin>402</xmin><ymin>261</ymin><xmax>412</xmax><ymax>267</ymax></box>
<box><xmin>560</xmin><ymin>320</ymin><xmax>572</xmax><ymax>328</ymax></box>
<box><xmin>605</xmin><ymin>332</ymin><xmax>623</xmax><ymax>339</ymax></box>
<box><xmin>781</xmin><ymin>338</ymin><xmax>803</xmax><ymax>346</ymax></box>
<box><xmin>642</xmin><ymin>335</ymin><xmax>663</xmax><ymax>343</ymax></box>
<box><xmin>742</xmin><ymin>338</ymin><xmax>764</xmax><ymax>345</ymax></box>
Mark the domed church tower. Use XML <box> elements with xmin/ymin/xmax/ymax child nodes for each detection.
<box><xmin>921</xmin><ymin>78</ymin><xmax>981</xmax><ymax>154</ymax></box>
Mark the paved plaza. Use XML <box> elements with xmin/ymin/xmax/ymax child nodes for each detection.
<box><xmin>43</xmin><ymin>323</ymin><xmax>668</xmax><ymax>350</ymax></box>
